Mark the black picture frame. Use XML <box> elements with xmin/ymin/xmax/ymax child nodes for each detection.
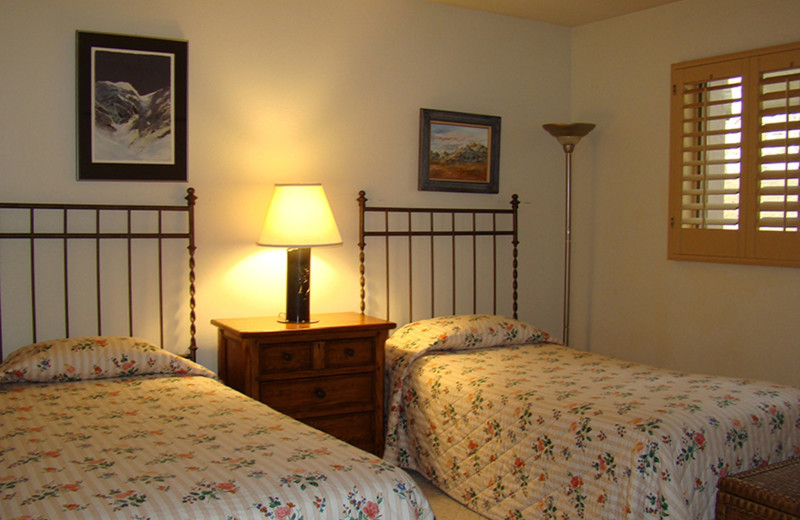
<box><xmin>418</xmin><ymin>108</ymin><xmax>501</xmax><ymax>194</ymax></box>
<box><xmin>76</xmin><ymin>31</ymin><xmax>187</xmax><ymax>181</ymax></box>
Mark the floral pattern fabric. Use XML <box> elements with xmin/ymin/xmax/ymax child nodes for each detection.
<box><xmin>383</xmin><ymin>315</ymin><xmax>800</xmax><ymax>520</ymax></box>
<box><xmin>0</xmin><ymin>336</ymin><xmax>217</xmax><ymax>383</ymax></box>
<box><xmin>0</xmin><ymin>347</ymin><xmax>433</xmax><ymax>519</ymax></box>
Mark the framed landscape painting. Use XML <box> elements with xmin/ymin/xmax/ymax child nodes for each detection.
<box><xmin>418</xmin><ymin>108</ymin><xmax>501</xmax><ymax>193</ymax></box>
<box><xmin>76</xmin><ymin>31</ymin><xmax>187</xmax><ymax>181</ymax></box>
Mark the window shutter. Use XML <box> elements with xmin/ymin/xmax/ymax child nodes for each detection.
<box><xmin>669</xmin><ymin>60</ymin><xmax>745</xmax><ymax>260</ymax></box>
<box><xmin>669</xmin><ymin>42</ymin><xmax>800</xmax><ymax>267</ymax></box>
<box><xmin>753</xmin><ymin>49</ymin><xmax>800</xmax><ymax>261</ymax></box>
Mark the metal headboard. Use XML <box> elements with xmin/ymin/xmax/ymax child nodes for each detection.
<box><xmin>0</xmin><ymin>188</ymin><xmax>197</xmax><ymax>362</ymax></box>
<box><xmin>358</xmin><ymin>190</ymin><xmax>519</xmax><ymax>324</ymax></box>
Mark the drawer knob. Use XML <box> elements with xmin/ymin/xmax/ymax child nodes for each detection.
<box><xmin>345</xmin><ymin>348</ymin><xmax>355</xmax><ymax>357</ymax></box>
<box><xmin>282</xmin><ymin>352</ymin><xmax>293</xmax><ymax>361</ymax></box>
<box><xmin>315</xmin><ymin>388</ymin><xmax>326</xmax><ymax>399</ymax></box>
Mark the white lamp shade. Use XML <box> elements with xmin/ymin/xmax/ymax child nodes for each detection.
<box><xmin>257</xmin><ymin>183</ymin><xmax>343</xmax><ymax>247</ymax></box>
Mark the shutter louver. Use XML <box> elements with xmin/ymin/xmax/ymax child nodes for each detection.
<box><xmin>680</xmin><ymin>76</ymin><xmax>742</xmax><ymax>230</ymax></box>
<box><xmin>758</xmin><ymin>67</ymin><xmax>800</xmax><ymax>232</ymax></box>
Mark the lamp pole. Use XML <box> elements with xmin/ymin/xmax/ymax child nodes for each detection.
<box><xmin>543</xmin><ymin>123</ymin><xmax>595</xmax><ymax>345</ymax></box>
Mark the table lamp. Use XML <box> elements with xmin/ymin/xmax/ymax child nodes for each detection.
<box><xmin>257</xmin><ymin>183</ymin><xmax>342</xmax><ymax>323</ymax></box>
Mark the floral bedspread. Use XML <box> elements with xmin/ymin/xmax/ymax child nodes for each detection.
<box><xmin>383</xmin><ymin>315</ymin><xmax>800</xmax><ymax>520</ymax></box>
<box><xmin>0</xmin><ymin>336</ymin><xmax>432</xmax><ymax>520</ymax></box>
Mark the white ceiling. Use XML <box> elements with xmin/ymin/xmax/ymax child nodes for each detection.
<box><xmin>427</xmin><ymin>0</ymin><xmax>684</xmax><ymax>27</ymax></box>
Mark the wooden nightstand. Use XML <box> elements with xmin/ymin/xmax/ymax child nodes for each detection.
<box><xmin>211</xmin><ymin>312</ymin><xmax>395</xmax><ymax>456</ymax></box>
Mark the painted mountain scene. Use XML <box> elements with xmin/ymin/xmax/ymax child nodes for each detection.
<box><xmin>428</xmin><ymin>122</ymin><xmax>490</xmax><ymax>182</ymax></box>
<box><xmin>92</xmin><ymin>49</ymin><xmax>173</xmax><ymax>164</ymax></box>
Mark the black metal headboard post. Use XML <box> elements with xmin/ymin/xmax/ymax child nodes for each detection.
<box><xmin>186</xmin><ymin>188</ymin><xmax>198</xmax><ymax>360</ymax></box>
<box><xmin>511</xmin><ymin>193</ymin><xmax>519</xmax><ymax>319</ymax></box>
<box><xmin>0</xmin><ymin>188</ymin><xmax>197</xmax><ymax>362</ymax></box>
<box><xmin>358</xmin><ymin>191</ymin><xmax>519</xmax><ymax>323</ymax></box>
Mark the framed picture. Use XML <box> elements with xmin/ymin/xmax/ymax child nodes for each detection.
<box><xmin>76</xmin><ymin>31</ymin><xmax>187</xmax><ymax>181</ymax></box>
<box><xmin>418</xmin><ymin>108</ymin><xmax>501</xmax><ymax>194</ymax></box>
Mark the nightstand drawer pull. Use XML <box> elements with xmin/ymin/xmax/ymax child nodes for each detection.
<box><xmin>345</xmin><ymin>348</ymin><xmax>355</xmax><ymax>357</ymax></box>
<box><xmin>282</xmin><ymin>352</ymin><xmax>293</xmax><ymax>361</ymax></box>
<box><xmin>315</xmin><ymin>388</ymin><xmax>326</xmax><ymax>399</ymax></box>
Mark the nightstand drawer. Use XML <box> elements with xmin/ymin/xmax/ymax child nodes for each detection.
<box><xmin>304</xmin><ymin>412</ymin><xmax>374</xmax><ymax>451</ymax></box>
<box><xmin>260</xmin><ymin>373</ymin><xmax>374</xmax><ymax>414</ymax></box>
<box><xmin>325</xmin><ymin>338</ymin><xmax>375</xmax><ymax>368</ymax></box>
<box><xmin>259</xmin><ymin>342</ymin><xmax>314</xmax><ymax>373</ymax></box>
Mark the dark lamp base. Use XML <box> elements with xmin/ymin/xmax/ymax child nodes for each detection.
<box><xmin>285</xmin><ymin>247</ymin><xmax>311</xmax><ymax>323</ymax></box>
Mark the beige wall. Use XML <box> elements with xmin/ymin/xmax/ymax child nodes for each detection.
<box><xmin>571</xmin><ymin>0</ymin><xmax>800</xmax><ymax>386</ymax></box>
<box><xmin>0</xmin><ymin>0</ymin><xmax>571</xmax><ymax>369</ymax></box>
<box><xmin>4</xmin><ymin>0</ymin><xmax>797</xmax><ymax>386</ymax></box>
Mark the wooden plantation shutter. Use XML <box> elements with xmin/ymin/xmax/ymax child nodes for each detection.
<box><xmin>670</xmin><ymin>59</ymin><xmax>745</xmax><ymax>260</ymax></box>
<box><xmin>669</xmin><ymin>41</ymin><xmax>800</xmax><ymax>267</ymax></box>
<box><xmin>753</xmin><ymin>48</ymin><xmax>800</xmax><ymax>261</ymax></box>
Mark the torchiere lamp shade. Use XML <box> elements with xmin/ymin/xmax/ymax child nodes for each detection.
<box><xmin>543</xmin><ymin>123</ymin><xmax>596</xmax><ymax>152</ymax></box>
<box><xmin>257</xmin><ymin>184</ymin><xmax>342</xmax><ymax>323</ymax></box>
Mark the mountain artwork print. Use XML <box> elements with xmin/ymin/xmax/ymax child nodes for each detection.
<box><xmin>428</xmin><ymin>122</ymin><xmax>490</xmax><ymax>182</ymax></box>
<box><xmin>418</xmin><ymin>109</ymin><xmax>500</xmax><ymax>193</ymax></box>
<box><xmin>92</xmin><ymin>49</ymin><xmax>174</xmax><ymax>164</ymax></box>
<box><xmin>77</xmin><ymin>31</ymin><xmax>187</xmax><ymax>181</ymax></box>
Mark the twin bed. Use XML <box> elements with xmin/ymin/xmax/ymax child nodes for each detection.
<box><xmin>2</xmin><ymin>188</ymin><xmax>798</xmax><ymax>520</ymax></box>
<box><xmin>380</xmin><ymin>315</ymin><xmax>800</xmax><ymax>519</ymax></box>
<box><xmin>357</xmin><ymin>191</ymin><xmax>800</xmax><ymax>520</ymax></box>
<box><xmin>0</xmin><ymin>189</ymin><xmax>431</xmax><ymax>519</ymax></box>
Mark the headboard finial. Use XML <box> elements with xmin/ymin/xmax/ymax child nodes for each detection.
<box><xmin>186</xmin><ymin>187</ymin><xmax>197</xmax><ymax>206</ymax></box>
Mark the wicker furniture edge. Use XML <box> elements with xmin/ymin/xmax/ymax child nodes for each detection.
<box><xmin>716</xmin><ymin>457</ymin><xmax>800</xmax><ymax>519</ymax></box>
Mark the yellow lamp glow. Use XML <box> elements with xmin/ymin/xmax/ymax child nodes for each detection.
<box><xmin>257</xmin><ymin>183</ymin><xmax>342</xmax><ymax>323</ymax></box>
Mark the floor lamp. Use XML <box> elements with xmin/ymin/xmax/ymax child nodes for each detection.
<box><xmin>543</xmin><ymin>123</ymin><xmax>595</xmax><ymax>345</ymax></box>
